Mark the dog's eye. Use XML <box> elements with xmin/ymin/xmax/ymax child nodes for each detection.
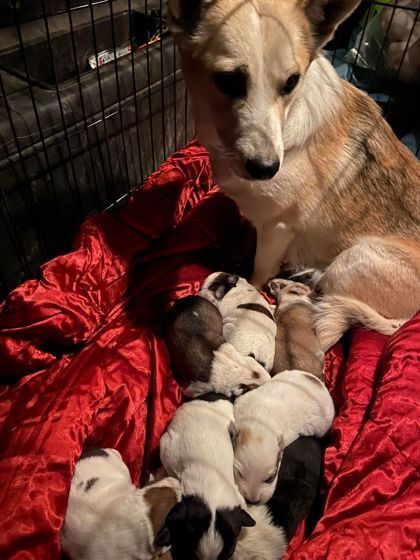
<box><xmin>282</xmin><ymin>73</ymin><xmax>300</xmax><ymax>95</ymax></box>
<box><xmin>214</xmin><ymin>71</ymin><xmax>247</xmax><ymax>99</ymax></box>
<box><xmin>263</xmin><ymin>473</ymin><xmax>276</xmax><ymax>484</ymax></box>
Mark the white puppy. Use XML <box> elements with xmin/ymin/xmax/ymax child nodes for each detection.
<box><xmin>60</xmin><ymin>448</ymin><xmax>181</xmax><ymax>560</ymax></box>
<box><xmin>233</xmin><ymin>371</ymin><xmax>334</xmax><ymax>504</ymax></box>
<box><xmin>200</xmin><ymin>272</ymin><xmax>276</xmax><ymax>372</ymax></box>
<box><xmin>233</xmin><ymin>504</ymin><xmax>287</xmax><ymax>560</ymax></box>
<box><xmin>159</xmin><ymin>395</ymin><xmax>255</xmax><ymax>560</ymax></box>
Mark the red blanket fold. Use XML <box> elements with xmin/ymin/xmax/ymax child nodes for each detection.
<box><xmin>0</xmin><ymin>142</ymin><xmax>419</xmax><ymax>560</ymax></box>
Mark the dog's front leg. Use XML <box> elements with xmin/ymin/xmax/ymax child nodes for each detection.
<box><xmin>250</xmin><ymin>223</ymin><xmax>294</xmax><ymax>290</ymax></box>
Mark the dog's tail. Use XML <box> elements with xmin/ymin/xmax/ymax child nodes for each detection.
<box><xmin>314</xmin><ymin>295</ymin><xmax>407</xmax><ymax>351</ymax></box>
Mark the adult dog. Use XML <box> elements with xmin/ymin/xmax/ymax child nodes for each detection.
<box><xmin>167</xmin><ymin>0</ymin><xmax>420</xmax><ymax>350</ymax></box>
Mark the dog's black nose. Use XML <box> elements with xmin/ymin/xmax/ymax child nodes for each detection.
<box><xmin>245</xmin><ymin>158</ymin><xmax>280</xmax><ymax>180</ymax></box>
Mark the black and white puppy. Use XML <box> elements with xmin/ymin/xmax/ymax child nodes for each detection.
<box><xmin>159</xmin><ymin>395</ymin><xmax>256</xmax><ymax>560</ymax></box>
<box><xmin>165</xmin><ymin>295</ymin><xmax>270</xmax><ymax>397</ymax></box>
<box><xmin>267</xmin><ymin>436</ymin><xmax>324</xmax><ymax>540</ymax></box>
<box><xmin>199</xmin><ymin>272</ymin><xmax>276</xmax><ymax>372</ymax></box>
<box><xmin>60</xmin><ymin>448</ymin><xmax>181</xmax><ymax>560</ymax></box>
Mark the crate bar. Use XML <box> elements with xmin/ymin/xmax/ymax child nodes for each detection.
<box><xmin>87</xmin><ymin>0</ymin><xmax>118</xmax><ymax>203</ymax></box>
<box><xmin>1</xmin><ymin>72</ymin><xmax>49</xmax><ymax>276</ymax></box>
<box><xmin>109</xmin><ymin>0</ymin><xmax>132</xmax><ymax>194</ymax></box>
<box><xmin>145</xmin><ymin>0</ymin><xmax>156</xmax><ymax>171</ymax></box>
<box><xmin>11</xmin><ymin>3</ymin><xmax>70</xmax><ymax>237</ymax></box>
<box><xmin>389</xmin><ymin>9</ymin><xmax>419</xmax><ymax>87</ymax></box>
<box><xmin>159</xmin><ymin>0</ymin><xmax>167</xmax><ymax>159</ymax></box>
<box><xmin>172</xmin><ymin>38</ymin><xmax>177</xmax><ymax>152</ymax></box>
<box><xmin>366</xmin><ymin>3</ymin><xmax>398</xmax><ymax>94</ymax></box>
<box><xmin>128</xmin><ymin>0</ymin><xmax>145</xmax><ymax>184</ymax></box>
<box><xmin>0</xmin><ymin>0</ymin><xmax>111</xmax><ymax>28</ymax></box>
<box><xmin>66</xmin><ymin>0</ymin><xmax>103</xmax><ymax>209</ymax></box>
<box><xmin>347</xmin><ymin>1</ymin><xmax>374</xmax><ymax>85</ymax></box>
<box><xmin>40</xmin><ymin>0</ymin><xmax>87</xmax><ymax>215</ymax></box>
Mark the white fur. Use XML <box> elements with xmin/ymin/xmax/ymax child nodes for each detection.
<box><xmin>200</xmin><ymin>273</ymin><xmax>276</xmax><ymax>372</ymax></box>
<box><xmin>160</xmin><ymin>399</ymin><xmax>245</xmax><ymax>559</ymax></box>
<box><xmin>233</xmin><ymin>505</ymin><xmax>287</xmax><ymax>560</ymax></box>
<box><xmin>314</xmin><ymin>294</ymin><xmax>406</xmax><ymax>351</ymax></box>
<box><xmin>184</xmin><ymin>341</ymin><xmax>271</xmax><ymax>398</ymax></box>
<box><xmin>60</xmin><ymin>449</ymin><xmax>181</xmax><ymax>560</ymax></box>
<box><xmin>233</xmin><ymin>370</ymin><xmax>334</xmax><ymax>504</ymax></box>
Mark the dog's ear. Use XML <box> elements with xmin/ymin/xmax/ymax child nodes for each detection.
<box><xmin>167</xmin><ymin>0</ymin><xmax>214</xmax><ymax>36</ymax></box>
<box><xmin>302</xmin><ymin>0</ymin><xmax>361</xmax><ymax>48</ymax></box>
<box><xmin>239</xmin><ymin>509</ymin><xmax>256</xmax><ymax>527</ymax></box>
<box><xmin>154</xmin><ymin>525</ymin><xmax>172</xmax><ymax>548</ymax></box>
<box><xmin>208</xmin><ymin>273</ymin><xmax>240</xmax><ymax>300</ymax></box>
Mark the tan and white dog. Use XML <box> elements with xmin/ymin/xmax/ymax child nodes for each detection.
<box><xmin>167</xmin><ymin>0</ymin><xmax>420</xmax><ymax>350</ymax></box>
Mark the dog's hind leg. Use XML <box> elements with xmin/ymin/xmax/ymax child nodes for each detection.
<box><xmin>314</xmin><ymin>236</ymin><xmax>420</xmax><ymax>350</ymax></box>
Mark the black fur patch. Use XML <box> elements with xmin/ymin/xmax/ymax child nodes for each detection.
<box><xmin>80</xmin><ymin>448</ymin><xmax>109</xmax><ymax>460</ymax></box>
<box><xmin>85</xmin><ymin>477</ymin><xmax>99</xmax><ymax>492</ymax></box>
<box><xmin>195</xmin><ymin>392</ymin><xmax>235</xmax><ymax>403</ymax></box>
<box><xmin>207</xmin><ymin>273</ymin><xmax>239</xmax><ymax>300</ymax></box>
<box><xmin>164</xmin><ymin>495</ymin><xmax>212</xmax><ymax>560</ymax></box>
<box><xmin>267</xmin><ymin>436</ymin><xmax>323</xmax><ymax>539</ymax></box>
<box><xmin>215</xmin><ymin>507</ymin><xmax>256</xmax><ymax>560</ymax></box>
<box><xmin>237</xmin><ymin>302</ymin><xmax>274</xmax><ymax>321</ymax></box>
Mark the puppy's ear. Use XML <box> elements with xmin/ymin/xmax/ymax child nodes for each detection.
<box><xmin>240</xmin><ymin>509</ymin><xmax>256</xmax><ymax>527</ymax></box>
<box><xmin>154</xmin><ymin>526</ymin><xmax>172</xmax><ymax>548</ymax></box>
<box><xmin>208</xmin><ymin>273</ymin><xmax>240</xmax><ymax>300</ymax></box>
<box><xmin>302</xmin><ymin>0</ymin><xmax>361</xmax><ymax>48</ymax></box>
<box><xmin>167</xmin><ymin>0</ymin><xmax>214</xmax><ymax>36</ymax></box>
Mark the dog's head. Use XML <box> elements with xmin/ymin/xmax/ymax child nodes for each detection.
<box><xmin>231</xmin><ymin>423</ymin><xmax>283</xmax><ymax>505</ymax></box>
<box><xmin>199</xmin><ymin>272</ymin><xmax>241</xmax><ymax>305</ymax></box>
<box><xmin>168</xmin><ymin>0</ymin><xmax>360</xmax><ymax>181</ymax></box>
<box><xmin>156</xmin><ymin>495</ymin><xmax>255</xmax><ymax>560</ymax></box>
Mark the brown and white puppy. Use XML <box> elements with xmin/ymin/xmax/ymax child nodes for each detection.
<box><xmin>232</xmin><ymin>370</ymin><xmax>334</xmax><ymax>505</ymax></box>
<box><xmin>60</xmin><ymin>448</ymin><xmax>181</xmax><ymax>560</ymax></box>
<box><xmin>268</xmin><ymin>278</ymin><xmax>324</xmax><ymax>379</ymax></box>
<box><xmin>165</xmin><ymin>295</ymin><xmax>270</xmax><ymax>398</ymax></box>
<box><xmin>167</xmin><ymin>0</ymin><xmax>420</xmax><ymax>351</ymax></box>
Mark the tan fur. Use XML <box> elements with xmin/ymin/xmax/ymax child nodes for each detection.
<box><xmin>143</xmin><ymin>486</ymin><xmax>179</xmax><ymax>537</ymax></box>
<box><xmin>169</xmin><ymin>0</ymin><xmax>420</xmax><ymax>348</ymax></box>
<box><xmin>270</xmin><ymin>279</ymin><xmax>324</xmax><ymax>378</ymax></box>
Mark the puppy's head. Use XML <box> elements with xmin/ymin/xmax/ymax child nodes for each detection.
<box><xmin>157</xmin><ymin>495</ymin><xmax>255</xmax><ymax>560</ymax></box>
<box><xmin>200</xmin><ymin>272</ymin><xmax>241</xmax><ymax>305</ymax></box>
<box><xmin>74</xmin><ymin>448</ymin><xmax>132</xmax><ymax>491</ymax></box>
<box><xmin>232</xmin><ymin>424</ymin><xmax>283</xmax><ymax>505</ymax></box>
<box><xmin>268</xmin><ymin>278</ymin><xmax>312</xmax><ymax>305</ymax></box>
<box><xmin>167</xmin><ymin>0</ymin><xmax>360</xmax><ymax>181</ymax></box>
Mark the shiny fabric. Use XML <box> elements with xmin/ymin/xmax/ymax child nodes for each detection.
<box><xmin>0</xmin><ymin>141</ymin><xmax>419</xmax><ymax>560</ymax></box>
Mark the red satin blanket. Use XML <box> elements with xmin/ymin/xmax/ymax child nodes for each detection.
<box><xmin>0</xmin><ymin>142</ymin><xmax>419</xmax><ymax>560</ymax></box>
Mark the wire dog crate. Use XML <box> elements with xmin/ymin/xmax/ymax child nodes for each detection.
<box><xmin>0</xmin><ymin>0</ymin><xmax>419</xmax><ymax>299</ymax></box>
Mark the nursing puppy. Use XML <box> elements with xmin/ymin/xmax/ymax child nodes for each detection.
<box><xmin>233</xmin><ymin>370</ymin><xmax>334</xmax><ymax>504</ymax></box>
<box><xmin>165</xmin><ymin>295</ymin><xmax>270</xmax><ymax>397</ymax></box>
<box><xmin>200</xmin><ymin>272</ymin><xmax>276</xmax><ymax>372</ymax></box>
<box><xmin>269</xmin><ymin>278</ymin><xmax>324</xmax><ymax>379</ymax></box>
<box><xmin>60</xmin><ymin>448</ymin><xmax>181</xmax><ymax>560</ymax></box>
<box><xmin>167</xmin><ymin>0</ymin><xmax>420</xmax><ymax>351</ymax></box>
<box><xmin>267</xmin><ymin>436</ymin><xmax>324</xmax><ymax>540</ymax></box>
<box><xmin>160</xmin><ymin>396</ymin><xmax>256</xmax><ymax>560</ymax></box>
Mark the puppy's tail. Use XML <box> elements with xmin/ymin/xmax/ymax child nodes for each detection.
<box><xmin>314</xmin><ymin>295</ymin><xmax>407</xmax><ymax>351</ymax></box>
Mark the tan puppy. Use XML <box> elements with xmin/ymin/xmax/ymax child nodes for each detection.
<box><xmin>269</xmin><ymin>278</ymin><xmax>324</xmax><ymax>379</ymax></box>
<box><xmin>167</xmin><ymin>0</ymin><xmax>420</xmax><ymax>351</ymax></box>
